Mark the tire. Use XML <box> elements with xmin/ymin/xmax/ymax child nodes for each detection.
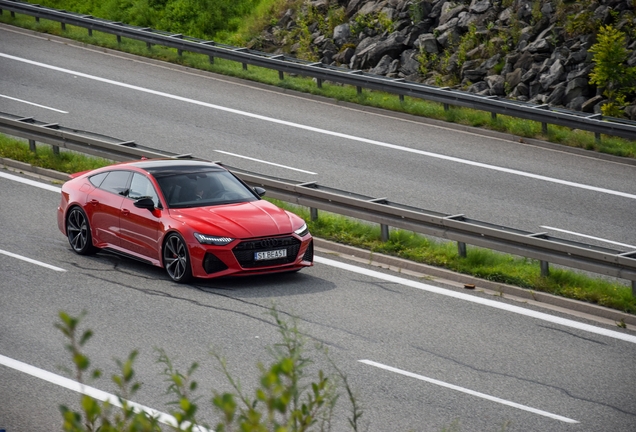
<box><xmin>163</xmin><ymin>233</ymin><xmax>193</xmax><ymax>283</ymax></box>
<box><xmin>66</xmin><ymin>207</ymin><xmax>98</xmax><ymax>255</ymax></box>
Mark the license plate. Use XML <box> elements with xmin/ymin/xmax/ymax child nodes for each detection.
<box><xmin>254</xmin><ymin>249</ymin><xmax>287</xmax><ymax>261</ymax></box>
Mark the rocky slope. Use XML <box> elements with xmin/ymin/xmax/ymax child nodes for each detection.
<box><xmin>249</xmin><ymin>0</ymin><xmax>636</xmax><ymax>118</ymax></box>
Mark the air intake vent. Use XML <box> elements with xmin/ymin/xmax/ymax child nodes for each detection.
<box><xmin>203</xmin><ymin>252</ymin><xmax>229</xmax><ymax>274</ymax></box>
<box><xmin>302</xmin><ymin>240</ymin><xmax>314</xmax><ymax>262</ymax></box>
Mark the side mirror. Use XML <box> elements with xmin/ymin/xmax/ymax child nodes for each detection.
<box><xmin>134</xmin><ymin>197</ymin><xmax>156</xmax><ymax>210</ymax></box>
<box><xmin>254</xmin><ymin>187</ymin><xmax>266</xmax><ymax>197</ymax></box>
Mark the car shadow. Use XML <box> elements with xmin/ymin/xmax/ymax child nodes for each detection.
<box><xmin>191</xmin><ymin>270</ymin><xmax>336</xmax><ymax>298</ymax></box>
<box><xmin>88</xmin><ymin>250</ymin><xmax>335</xmax><ymax>297</ymax></box>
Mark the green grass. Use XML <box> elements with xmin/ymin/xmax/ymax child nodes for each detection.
<box><xmin>2</xmin><ymin>134</ymin><xmax>634</xmax><ymax>314</ymax></box>
<box><xmin>2</xmin><ymin>13</ymin><xmax>636</xmax><ymax>158</ymax></box>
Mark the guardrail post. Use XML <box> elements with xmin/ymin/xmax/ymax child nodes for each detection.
<box><xmin>458</xmin><ymin>241</ymin><xmax>466</xmax><ymax>258</ymax></box>
<box><xmin>540</xmin><ymin>260</ymin><xmax>549</xmax><ymax>277</ymax></box>
<box><xmin>632</xmin><ymin>280</ymin><xmax>636</xmax><ymax>298</ymax></box>
<box><xmin>146</xmin><ymin>42</ymin><xmax>152</xmax><ymax>50</ymax></box>
<box><xmin>399</xmin><ymin>94</ymin><xmax>404</xmax><ymax>103</ymax></box>
<box><xmin>117</xmin><ymin>35</ymin><xmax>121</xmax><ymax>44</ymax></box>
<box><xmin>53</xmin><ymin>145</ymin><xmax>60</xmax><ymax>155</ymax></box>
<box><xmin>279</xmin><ymin>70</ymin><xmax>284</xmax><ymax>80</ymax></box>
<box><xmin>61</xmin><ymin>22</ymin><xmax>66</xmax><ymax>31</ymax></box>
<box><xmin>310</xmin><ymin>207</ymin><xmax>318</xmax><ymax>221</ymax></box>
<box><xmin>88</xmin><ymin>28</ymin><xmax>92</xmax><ymax>37</ymax></box>
<box><xmin>357</xmin><ymin>86</ymin><xmax>362</xmax><ymax>95</ymax></box>
<box><xmin>381</xmin><ymin>224</ymin><xmax>389</xmax><ymax>242</ymax></box>
<box><xmin>595</xmin><ymin>132</ymin><xmax>601</xmax><ymax>142</ymax></box>
<box><xmin>317</xmin><ymin>78</ymin><xmax>323</xmax><ymax>88</ymax></box>
<box><xmin>28</xmin><ymin>139</ymin><xmax>36</xmax><ymax>153</ymax></box>
<box><xmin>542</xmin><ymin>122</ymin><xmax>548</xmax><ymax>135</ymax></box>
<box><xmin>444</xmin><ymin>103</ymin><xmax>449</xmax><ymax>111</ymax></box>
<box><xmin>36</xmin><ymin>16</ymin><xmax>39</xmax><ymax>23</ymax></box>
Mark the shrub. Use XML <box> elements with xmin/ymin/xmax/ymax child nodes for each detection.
<box><xmin>589</xmin><ymin>25</ymin><xmax>636</xmax><ymax>117</ymax></box>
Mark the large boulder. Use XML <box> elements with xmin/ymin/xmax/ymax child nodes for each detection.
<box><xmin>470</xmin><ymin>0</ymin><xmax>491</xmax><ymax>14</ymax></box>
<box><xmin>565</xmin><ymin>77</ymin><xmax>590</xmax><ymax>104</ymax></box>
<box><xmin>333</xmin><ymin>23</ymin><xmax>350</xmax><ymax>47</ymax></box>
<box><xmin>414</xmin><ymin>33</ymin><xmax>439</xmax><ymax>54</ymax></box>
<box><xmin>356</xmin><ymin>32</ymin><xmax>406</xmax><ymax>69</ymax></box>
<box><xmin>399</xmin><ymin>49</ymin><xmax>420</xmax><ymax>76</ymax></box>
<box><xmin>539</xmin><ymin>59</ymin><xmax>565</xmax><ymax>90</ymax></box>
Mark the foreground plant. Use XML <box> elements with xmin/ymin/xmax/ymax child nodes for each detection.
<box><xmin>56</xmin><ymin>311</ymin><xmax>161</xmax><ymax>432</ymax></box>
<box><xmin>57</xmin><ymin>309</ymin><xmax>362</xmax><ymax>431</ymax></box>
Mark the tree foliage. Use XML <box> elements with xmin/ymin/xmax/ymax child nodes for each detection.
<box><xmin>56</xmin><ymin>310</ymin><xmax>362</xmax><ymax>432</ymax></box>
<box><xmin>589</xmin><ymin>25</ymin><xmax>636</xmax><ymax>117</ymax></box>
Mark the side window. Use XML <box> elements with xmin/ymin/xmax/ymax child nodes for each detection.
<box><xmin>128</xmin><ymin>173</ymin><xmax>160</xmax><ymax>207</ymax></box>
<box><xmin>89</xmin><ymin>172</ymin><xmax>108</xmax><ymax>187</ymax></box>
<box><xmin>99</xmin><ymin>170</ymin><xmax>131</xmax><ymax>196</ymax></box>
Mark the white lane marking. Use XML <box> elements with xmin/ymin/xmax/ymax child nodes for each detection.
<box><xmin>315</xmin><ymin>256</ymin><xmax>636</xmax><ymax>344</ymax></box>
<box><xmin>541</xmin><ymin>226</ymin><xmax>636</xmax><ymax>250</ymax></box>
<box><xmin>0</xmin><ymin>170</ymin><xmax>62</xmax><ymax>192</ymax></box>
<box><xmin>214</xmin><ymin>150</ymin><xmax>317</xmax><ymax>174</ymax></box>
<box><xmin>0</xmin><ymin>354</ymin><xmax>208</xmax><ymax>431</ymax></box>
<box><xmin>2</xmin><ymin>53</ymin><xmax>634</xmax><ymax>200</ymax></box>
<box><xmin>359</xmin><ymin>360</ymin><xmax>578</xmax><ymax>423</ymax></box>
<box><xmin>0</xmin><ymin>94</ymin><xmax>69</xmax><ymax>113</ymax></box>
<box><xmin>0</xmin><ymin>248</ymin><xmax>66</xmax><ymax>272</ymax></box>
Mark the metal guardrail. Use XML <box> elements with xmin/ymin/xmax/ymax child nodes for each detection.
<box><xmin>1</xmin><ymin>111</ymin><xmax>635</xmax><ymax>294</ymax></box>
<box><xmin>2</xmin><ymin>0</ymin><xmax>636</xmax><ymax>141</ymax></box>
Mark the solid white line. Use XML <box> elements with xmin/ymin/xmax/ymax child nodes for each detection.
<box><xmin>0</xmin><ymin>248</ymin><xmax>66</xmax><ymax>272</ymax></box>
<box><xmin>2</xmin><ymin>53</ymin><xmax>634</xmax><ymax>200</ymax></box>
<box><xmin>359</xmin><ymin>360</ymin><xmax>578</xmax><ymax>423</ymax></box>
<box><xmin>314</xmin><ymin>256</ymin><xmax>636</xmax><ymax>344</ymax></box>
<box><xmin>0</xmin><ymin>354</ymin><xmax>208</xmax><ymax>431</ymax></box>
<box><xmin>541</xmin><ymin>226</ymin><xmax>636</xmax><ymax>250</ymax></box>
<box><xmin>0</xmin><ymin>170</ymin><xmax>62</xmax><ymax>192</ymax></box>
<box><xmin>0</xmin><ymin>94</ymin><xmax>69</xmax><ymax>113</ymax></box>
<box><xmin>214</xmin><ymin>150</ymin><xmax>317</xmax><ymax>174</ymax></box>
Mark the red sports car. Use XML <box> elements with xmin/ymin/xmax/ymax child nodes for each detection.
<box><xmin>57</xmin><ymin>159</ymin><xmax>313</xmax><ymax>283</ymax></box>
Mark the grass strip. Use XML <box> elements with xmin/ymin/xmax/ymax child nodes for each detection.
<box><xmin>1</xmin><ymin>14</ymin><xmax>636</xmax><ymax>158</ymax></box>
<box><xmin>2</xmin><ymin>134</ymin><xmax>634</xmax><ymax>315</ymax></box>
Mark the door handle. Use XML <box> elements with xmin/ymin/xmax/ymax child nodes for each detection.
<box><xmin>89</xmin><ymin>199</ymin><xmax>98</xmax><ymax>206</ymax></box>
<box><xmin>121</xmin><ymin>209</ymin><xmax>130</xmax><ymax>216</ymax></box>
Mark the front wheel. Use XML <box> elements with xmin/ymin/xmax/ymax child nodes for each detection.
<box><xmin>163</xmin><ymin>233</ymin><xmax>193</xmax><ymax>283</ymax></box>
<box><xmin>66</xmin><ymin>207</ymin><xmax>98</xmax><ymax>255</ymax></box>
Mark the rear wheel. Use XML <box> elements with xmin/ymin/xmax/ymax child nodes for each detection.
<box><xmin>163</xmin><ymin>233</ymin><xmax>193</xmax><ymax>283</ymax></box>
<box><xmin>66</xmin><ymin>207</ymin><xmax>98</xmax><ymax>255</ymax></box>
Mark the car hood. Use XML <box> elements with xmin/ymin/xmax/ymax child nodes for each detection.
<box><xmin>169</xmin><ymin>200</ymin><xmax>300</xmax><ymax>238</ymax></box>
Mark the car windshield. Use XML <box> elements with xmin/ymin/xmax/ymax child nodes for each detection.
<box><xmin>155</xmin><ymin>170</ymin><xmax>258</xmax><ymax>208</ymax></box>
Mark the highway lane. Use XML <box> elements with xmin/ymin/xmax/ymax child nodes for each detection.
<box><xmin>1</xmin><ymin>25</ymin><xmax>635</xmax><ymax>253</ymax></box>
<box><xmin>1</xmin><ymin>172</ymin><xmax>636</xmax><ymax>431</ymax></box>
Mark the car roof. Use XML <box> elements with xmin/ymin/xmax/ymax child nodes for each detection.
<box><xmin>126</xmin><ymin>159</ymin><xmax>226</xmax><ymax>177</ymax></box>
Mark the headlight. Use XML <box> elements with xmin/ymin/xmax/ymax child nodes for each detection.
<box><xmin>194</xmin><ymin>233</ymin><xmax>234</xmax><ymax>245</ymax></box>
<box><xmin>294</xmin><ymin>223</ymin><xmax>309</xmax><ymax>237</ymax></box>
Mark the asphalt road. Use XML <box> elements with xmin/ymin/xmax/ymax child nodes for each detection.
<box><xmin>1</xmin><ymin>168</ymin><xmax>636</xmax><ymax>431</ymax></box>
<box><xmin>1</xmin><ymin>24</ymin><xmax>636</xmax><ymax>432</ymax></box>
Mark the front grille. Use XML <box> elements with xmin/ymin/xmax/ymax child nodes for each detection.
<box><xmin>302</xmin><ymin>240</ymin><xmax>314</xmax><ymax>262</ymax></box>
<box><xmin>233</xmin><ymin>236</ymin><xmax>300</xmax><ymax>268</ymax></box>
<box><xmin>203</xmin><ymin>252</ymin><xmax>229</xmax><ymax>274</ymax></box>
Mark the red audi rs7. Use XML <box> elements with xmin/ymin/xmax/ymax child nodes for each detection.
<box><xmin>57</xmin><ymin>159</ymin><xmax>313</xmax><ymax>283</ymax></box>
